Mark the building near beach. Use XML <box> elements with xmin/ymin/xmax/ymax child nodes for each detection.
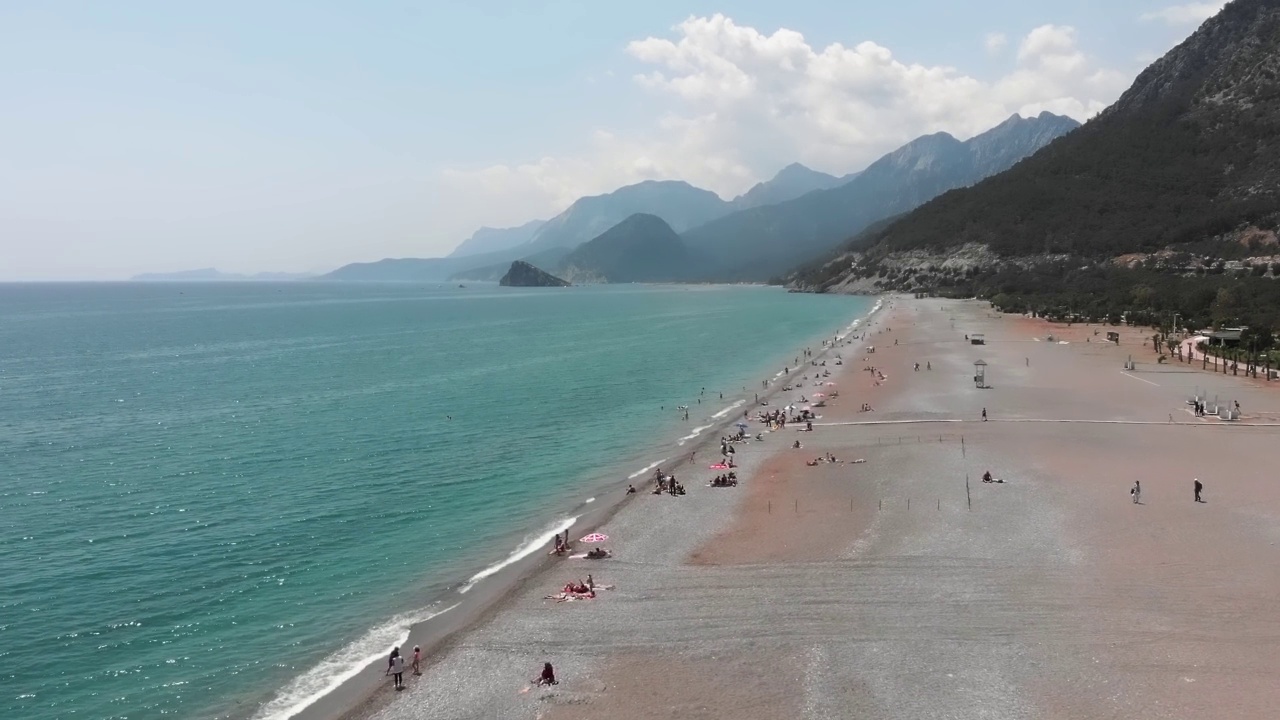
<box><xmin>1206</xmin><ymin>328</ymin><xmax>1245</xmax><ymax>347</ymax></box>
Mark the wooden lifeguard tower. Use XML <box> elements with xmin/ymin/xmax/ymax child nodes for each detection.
<box><xmin>974</xmin><ymin>359</ymin><xmax>988</xmax><ymax>388</ymax></box>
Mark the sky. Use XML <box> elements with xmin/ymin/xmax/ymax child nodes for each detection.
<box><xmin>0</xmin><ymin>1</ymin><xmax>1226</xmax><ymax>280</ymax></box>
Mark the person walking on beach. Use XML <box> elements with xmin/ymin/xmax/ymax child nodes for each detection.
<box><xmin>981</xmin><ymin>408</ymin><xmax>987</xmax><ymax>422</ymax></box>
<box><xmin>387</xmin><ymin>647</ymin><xmax>406</xmax><ymax>690</ymax></box>
<box><xmin>1194</xmin><ymin>478</ymin><xmax>1204</xmax><ymax>503</ymax></box>
<box><xmin>1131</xmin><ymin>481</ymin><xmax>1141</xmax><ymax>504</ymax></box>
<box><xmin>412</xmin><ymin>646</ymin><xmax>422</xmax><ymax>676</ymax></box>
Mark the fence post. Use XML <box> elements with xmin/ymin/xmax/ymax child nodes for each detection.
<box><xmin>907</xmin><ymin>498</ymin><xmax>910</xmax><ymax>510</ymax></box>
<box><xmin>966</xmin><ymin>474</ymin><xmax>971</xmax><ymax>510</ymax></box>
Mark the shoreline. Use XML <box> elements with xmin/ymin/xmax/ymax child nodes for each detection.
<box><xmin>268</xmin><ymin>297</ymin><xmax>887</xmax><ymax>720</ymax></box>
<box><xmin>535</xmin><ymin>295</ymin><xmax>1280</xmax><ymax>719</ymax></box>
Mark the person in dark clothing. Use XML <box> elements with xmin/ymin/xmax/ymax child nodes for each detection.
<box><xmin>1194</xmin><ymin>478</ymin><xmax>1204</xmax><ymax>502</ymax></box>
<box><xmin>534</xmin><ymin>662</ymin><xmax>558</xmax><ymax>686</ymax></box>
<box><xmin>981</xmin><ymin>408</ymin><xmax>987</xmax><ymax>421</ymax></box>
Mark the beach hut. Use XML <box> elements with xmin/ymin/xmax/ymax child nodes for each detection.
<box><xmin>970</xmin><ymin>333</ymin><xmax>986</xmax><ymax>345</ymax></box>
<box><xmin>974</xmin><ymin>359</ymin><xmax>988</xmax><ymax>388</ymax></box>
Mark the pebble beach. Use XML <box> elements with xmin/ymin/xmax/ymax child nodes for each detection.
<box><xmin>324</xmin><ymin>296</ymin><xmax>1280</xmax><ymax>720</ymax></box>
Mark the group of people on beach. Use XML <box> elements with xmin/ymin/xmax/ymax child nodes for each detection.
<box><xmin>549</xmin><ymin>531</ymin><xmax>574</xmax><ymax>556</ymax></box>
<box><xmin>384</xmin><ymin>645</ymin><xmax>421</xmax><ymax>691</ymax></box>
<box><xmin>652</xmin><ymin>467</ymin><xmax>687</xmax><ymax>495</ymax></box>
<box><xmin>805</xmin><ymin>452</ymin><xmax>842</xmax><ymax>467</ymax></box>
<box><xmin>517</xmin><ymin>324</ymin><xmax>869</xmax><ymax>697</ymax></box>
<box><xmin>710</xmin><ymin>472</ymin><xmax>738</xmax><ymax>487</ymax></box>
<box><xmin>546</xmin><ymin>575</ymin><xmax>598</xmax><ymax>601</ymax></box>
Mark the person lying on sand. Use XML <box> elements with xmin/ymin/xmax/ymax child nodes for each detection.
<box><xmin>586</xmin><ymin>547</ymin><xmax>611</xmax><ymax>559</ymax></box>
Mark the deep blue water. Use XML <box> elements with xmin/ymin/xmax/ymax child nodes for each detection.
<box><xmin>0</xmin><ymin>282</ymin><xmax>870</xmax><ymax>719</ymax></box>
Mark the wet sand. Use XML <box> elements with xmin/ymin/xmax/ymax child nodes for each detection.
<box><xmin>343</xmin><ymin>297</ymin><xmax>1280</xmax><ymax>719</ymax></box>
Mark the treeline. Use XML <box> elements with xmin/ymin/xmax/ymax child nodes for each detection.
<box><xmin>938</xmin><ymin>263</ymin><xmax>1280</xmax><ymax>347</ymax></box>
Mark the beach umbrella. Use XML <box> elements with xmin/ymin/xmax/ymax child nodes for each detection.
<box><xmin>735</xmin><ymin>421</ymin><xmax>749</xmax><ymax>428</ymax></box>
<box><xmin>812</xmin><ymin>392</ymin><xmax>826</xmax><ymax>398</ymax></box>
<box><xmin>826</xmin><ymin>382</ymin><xmax>836</xmax><ymax>386</ymax></box>
<box><xmin>579</xmin><ymin>533</ymin><xmax>609</xmax><ymax>544</ymax></box>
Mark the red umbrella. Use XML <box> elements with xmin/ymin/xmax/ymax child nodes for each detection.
<box><xmin>579</xmin><ymin>533</ymin><xmax>609</xmax><ymax>544</ymax></box>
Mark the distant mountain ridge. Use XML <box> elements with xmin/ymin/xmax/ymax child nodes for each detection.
<box><xmin>679</xmin><ymin>111</ymin><xmax>1081</xmax><ymax>281</ymax></box>
<box><xmin>323</xmin><ymin>113</ymin><xmax>1077</xmax><ymax>284</ymax></box>
<box><xmin>448</xmin><ymin>219</ymin><xmax>546</xmax><ymax>258</ymax></box>
<box><xmin>519</xmin><ymin>180</ymin><xmax>731</xmax><ymax>254</ymax></box>
<box><xmin>729</xmin><ymin>163</ymin><xmax>845</xmax><ymax>210</ymax></box>
<box><xmin>133</xmin><ymin>268</ymin><xmax>315</xmax><ymax>281</ymax></box>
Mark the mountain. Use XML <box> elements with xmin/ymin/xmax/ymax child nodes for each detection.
<box><xmin>680</xmin><ymin>112</ymin><xmax>1081</xmax><ymax>281</ymax></box>
<box><xmin>498</xmin><ymin>260</ymin><xmax>569</xmax><ymax>287</ymax></box>
<box><xmin>521</xmin><ymin>180</ymin><xmax>731</xmax><ymax>253</ymax></box>
<box><xmin>323</xmin><ymin>256</ymin><xmax>472</xmax><ymax>282</ymax></box>
<box><xmin>447</xmin><ymin>219</ymin><xmax>546</xmax><ymax>258</ymax></box>
<box><xmin>556</xmin><ymin>214</ymin><xmax>691</xmax><ymax>283</ymax></box>
<box><xmin>325</xmin><ymin>180</ymin><xmax>728</xmax><ymax>282</ymax></box>
<box><xmin>729</xmin><ymin>163</ymin><xmax>844</xmax><ymax>210</ymax></box>
<box><xmin>133</xmin><ymin>268</ymin><xmax>315</xmax><ymax>281</ymax></box>
<box><xmin>965</xmin><ymin>112</ymin><xmax>1082</xmax><ymax>177</ymax></box>
<box><xmin>449</xmin><ymin>247</ymin><xmax>572</xmax><ymax>282</ymax></box>
<box><xmin>788</xmin><ymin>0</ymin><xmax>1280</xmax><ymax>295</ymax></box>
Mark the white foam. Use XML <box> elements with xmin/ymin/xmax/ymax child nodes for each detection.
<box><xmin>711</xmin><ymin>399</ymin><xmax>746</xmax><ymax>419</ymax></box>
<box><xmin>628</xmin><ymin>458</ymin><xmax>668</xmax><ymax>479</ymax></box>
<box><xmin>458</xmin><ymin>515</ymin><xmax>578</xmax><ymax>593</ymax></box>
<box><xmin>677</xmin><ymin>424</ymin><xmax>714</xmax><ymax>445</ymax></box>
<box><xmin>251</xmin><ymin>603</ymin><xmax>458</xmax><ymax>720</ymax></box>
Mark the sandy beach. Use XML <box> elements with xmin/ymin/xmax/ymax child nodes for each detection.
<box><xmin>323</xmin><ymin>296</ymin><xmax>1280</xmax><ymax>719</ymax></box>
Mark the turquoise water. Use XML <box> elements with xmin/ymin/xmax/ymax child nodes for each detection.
<box><xmin>0</xmin><ymin>282</ymin><xmax>870</xmax><ymax>720</ymax></box>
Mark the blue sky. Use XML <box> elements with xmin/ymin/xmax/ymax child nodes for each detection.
<box><xmin>0</xmin><ymin>1</ymin><xmax>1222</xmax><ymax>279</ymax></box>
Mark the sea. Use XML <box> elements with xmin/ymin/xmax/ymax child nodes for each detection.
<box><xmin>0</xmin><ymin>281</ymin><xmax>872</xmax><ymax>720</ymax></box>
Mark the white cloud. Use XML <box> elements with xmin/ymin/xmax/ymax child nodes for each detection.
<box><xmin>1140</xmin><ymin>2</ymin><xmax>1226</xmax><ymax>25</ymax></box>
<box><xmin>985</xmin><ymin>32</ymin><xmax>1008</xmax><ymax>54</ymax></box>
<box><xmin>440</xmin><ymin>15</ymin><xmax>1133</xmax><ymax>237</ymax></box>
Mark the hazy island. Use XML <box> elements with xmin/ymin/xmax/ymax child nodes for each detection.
<box><xmin>498</xmin><ymin>260</ymin><xmax>570</xmax><ymax>287</ymax></box>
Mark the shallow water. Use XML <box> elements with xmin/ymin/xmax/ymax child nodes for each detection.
<box><xmin>0</xmin><ymin>282</ymin><xmax>869</xmax><ymax>719</ymax></box>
